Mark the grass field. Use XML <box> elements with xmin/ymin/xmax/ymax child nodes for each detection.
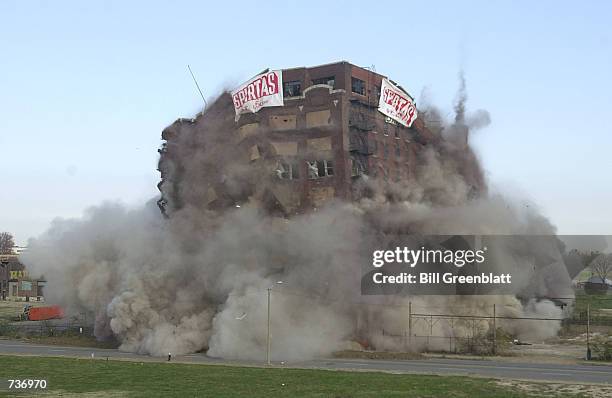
<box><xmin>22</xmin><ymin>334</ymin><xmax>119</xmax><ymax>349</ymax></box>
<box><xmin>0</xmin><ymin>355</ymin><xmax>597</xmax><ymax>398</ymax></box>
<box><xmin>574</xmin><ymin>291</ymin><xmax>612</xmax><ymax>313</ymax></box>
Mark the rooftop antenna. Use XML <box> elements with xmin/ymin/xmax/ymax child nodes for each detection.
<box><xmin>187</xmin><ymin>65</ymin><xmax>208</xmax><ymax>108</ymax></box>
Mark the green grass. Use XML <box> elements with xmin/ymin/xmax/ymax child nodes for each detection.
<box><xmin>22</xmin><ymin>333</ymin><xmax>119</xmax><ymax>349</ymax></box>
<box><xmin>574</xmin><ymin>291</ymin><xmax>612</xmax><ymax>312</ymax></box>
<box><xmin>0</xmin><ymin>355</ymin><xmax>558</xmax><ymax>398</ymax></box>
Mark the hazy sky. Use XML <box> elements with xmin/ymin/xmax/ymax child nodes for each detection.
<box><xmin>1</xmin><ymin>1</ymin><xmax>611</xmax><ymax>245</ymax></box>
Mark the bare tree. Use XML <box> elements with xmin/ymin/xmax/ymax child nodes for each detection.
<box><xmin>590</xmin><ymin>253</ymin><xmax>612</xmax><ymax>283</ymax></box>
<box><xmin>0</xmin><ymin>232</ymin><xmax>15</xmax><ymax>255</ymax></box>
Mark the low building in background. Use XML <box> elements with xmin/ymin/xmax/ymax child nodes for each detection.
<box><xmin>0</xmin><ymin>251</ymin><xmax>45</xmax><ymax>302</ymax></box>
<box><xmin>583</xmin><ymin>275</ymin><xmax>612</xmax><ymax>294</ymax></box>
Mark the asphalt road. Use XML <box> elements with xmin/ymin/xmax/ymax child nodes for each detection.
<box><xmin>0</xmin><ymin>339</ymin><xmax>610</xmax><ymax>384</ymax></box>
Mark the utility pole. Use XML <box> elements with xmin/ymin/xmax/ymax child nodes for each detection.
<box><xmin>266</xmin><ymin>288</ymin><xmax>271</xmax><ymax>365</ymax></box>
<box><xmin>586</xmin><ymin>302</ymin><xmax>591</xmax><ymax>360</ymax></box>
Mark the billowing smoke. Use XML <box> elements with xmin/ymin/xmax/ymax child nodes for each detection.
<box><xmin>22</xmin><ymin>76</ymin><xmax>573</xmax><ymax>359</ymax></box>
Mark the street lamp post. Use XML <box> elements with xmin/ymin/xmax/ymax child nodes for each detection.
<box><xmin>266</xmin><ymin>287</ymin><xmax>271</xmax><ymax>365</ymax></box>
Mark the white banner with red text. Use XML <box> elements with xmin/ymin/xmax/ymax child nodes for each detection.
<box><xmin>378</xmin><ymin>78</ymin><xmax>417</xmax><ymax>128</ymax></box>
<box><xmin>232</xmin><ymin>70</ymin><xmax>283</xmax><ymax>117</ymax></box>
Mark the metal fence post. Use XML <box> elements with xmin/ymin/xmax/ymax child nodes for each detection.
<box><xmin>408</xmin><ymin>302</ymin><xmax>412</xmax><ymax>346</ymax></box>
<box><xmin>492</xmin><ymin>304</ymin><xmax>497</xmax><ymax>355</ymax></box>
<box><xmin>586</xmin><ymin>302</ymin><xmax>591</xmax><ymax>360</ymax></box>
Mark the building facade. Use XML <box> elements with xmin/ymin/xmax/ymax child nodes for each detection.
<box><xmin>0</xmin><ymin>254</ymin><xmax>45</xmax><ymax>301</ymax></box>
<box><xmin>158</xmin><ymin>61</ymin><xmax>440</xmax><ymax>216</ymax></box>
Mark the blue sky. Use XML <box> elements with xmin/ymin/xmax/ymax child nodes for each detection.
<box><xmin>1</xmin><ymin>1</ymin><xmax>611</xmax><ymax>245</ymax></box>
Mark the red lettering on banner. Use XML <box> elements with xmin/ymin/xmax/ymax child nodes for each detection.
<box><xmin>378</xmin><ymin>79</ymin><xmax>417</xmax><ymax>127</ymax></box>
<box><xmin>383</xmin><ymin>87</ymin><xmax>416</xmax><ymax>125</ymax></box>
<box><xmin>232</xmin><ymin>72</ymin><xmax>281</xmax><ymax>109</ymax></box>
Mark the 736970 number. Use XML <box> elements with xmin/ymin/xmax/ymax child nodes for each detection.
<box><xmin>8</xmin><ymin>379</ymin><xmax>47</xmax><ymax>389</ymax></box>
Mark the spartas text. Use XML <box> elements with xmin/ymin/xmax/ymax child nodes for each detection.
<box><xmin>377</xmin><ymin>78</ymin><xmax>418</xmax><ymax>127</ymax></box>
<box><xmin>232</xmin><ymin>70</ymin><xmax>283</xmax><ymax>115</ymax></box>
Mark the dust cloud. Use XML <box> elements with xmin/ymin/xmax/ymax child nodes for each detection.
<box><xmin>22</xmin><ymin>76</ymin><xmax>572</xmax><ymax>359</ymax></box>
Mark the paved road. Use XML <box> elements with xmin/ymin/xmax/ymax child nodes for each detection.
<box><xmin>1</xmin><ymin>339</ymin><xmax>610</xmax><ymax>384</ymax></box>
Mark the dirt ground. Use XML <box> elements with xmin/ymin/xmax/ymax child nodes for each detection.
<box><xmin>334</xmin><ymin>350</ymin><xmax>424</xmax><ymax>360</ymax></box>
<box><xmin>505</xmin><ymin>342</ymin><xmax>589</xmax><ymax>363</ymax></box>
<box><xmin>422</xmin><ymin>340</ymin><xmax>612</xmax><ymax>365</ymax></box>
<box><xmin>497</xmin><ymin>380</ymin><xmax>612</xmax><ymax>398</ymax></box>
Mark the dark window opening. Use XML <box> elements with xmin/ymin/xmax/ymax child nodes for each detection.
<box><xmin>383</xmin><ymin>143</ymin><xmax>389</xmax><ymax>159</ymax></box>
<box><xmin>283</xmin><ymin>80</ymin><xmax>302</xmax><ymax>97</ymax></box>
<box><xmin>351</xmin><ymin>157</ymin><xmax>363</xmax><ymax>177</ymax></box>
<box><xmin>307</xmin><ymin>160</ymin><xmax>334</xmax><ymax>179</ymax></box>
<box><xmin>312</xmin><ymin>76</ymin><xmax>335</xmax><ymax>88</ymax></box>
<box><xmin>395</xmin><ymin>144</ymin><xmax>401</xmax><ymax>157</ymax></box>
<box><xmin>351</xmin><ymin>77</ymin><xmax>366</xmax><ymax>95</ymax></box>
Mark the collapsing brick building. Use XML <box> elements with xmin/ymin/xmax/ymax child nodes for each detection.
<box><xmin>157</xmin><ymin>61</ymin><xmax>482</xmax><ymax>217</ymax></box>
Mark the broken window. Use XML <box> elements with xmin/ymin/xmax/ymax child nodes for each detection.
<box><xmin>351</xmin><ymin>77</ymin><xmax>366</xmax><ymax>95</ymax></box>
<box><xmin>319</xmin><ymin>160</ymin><xmax>334</xmax><ymax>177</ymax></box>
<box><xmin>312</xmin><ymin>76</ymin><xmax>335</xmax><ymax>88</ymax></box>
<box><xmin>351</xmin><ymin>157</ymin><xmax>363</xmax><ymax>177</ymax></box>
<box><xmin>307</xmin><ymin>160</ymin><xmax>334</xmax><ymax>179</ymax></box>
<box><xmin>283</xmin><ymin>80</ymin><xmax>302</xmax><ymax>97</ymax></box>
<box><xmin>307</xmin><ymin>161</ymin><xmax>318</xmax><ymax>179</ymax></box>
<box><xmin>275</xmin><ymin>160</ymin><xmax>300</xmax><ymax>180</ymax></box>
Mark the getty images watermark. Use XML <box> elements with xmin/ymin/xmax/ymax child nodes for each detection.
<box><xmin>371</xmin><ymin>245</ymin><xmax>511</xmax><ymax>285</ymax></box>
<box><xmin>360</xmin><ymin>235</ymin><xmax>580</xmax><ymax>295</ymax></box>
